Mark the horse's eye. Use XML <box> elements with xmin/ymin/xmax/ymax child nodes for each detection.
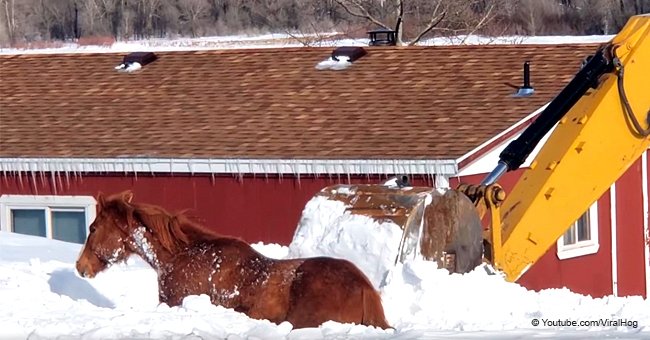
<box><xmin>89</xmin><ymin>225</ymin><xmax>96</xmax><ymax>233</ymax></box>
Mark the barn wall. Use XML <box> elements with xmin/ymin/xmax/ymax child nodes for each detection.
<box><xmin>517</xmin><ymin>194</ymin><xmax>614</xmax><ymax>297</ymax></box>
<box><xmin>646</xmin><ymin>151</ymin><xmax>650</xmax><ymax>298</ymax></box>
<box><xmin>615</xmin><ymin>158</ymin><xmax>646</xmax><ymax>297</ymax></box>
<box><xmin>453</xmin><ymin>168</ymin><xmax>615</xmax><ymax>297</ymax></box>
<box><xmin>0</xmin><ymin>172</ymin><xmax>434</xmax><ymax>244</ymax></box>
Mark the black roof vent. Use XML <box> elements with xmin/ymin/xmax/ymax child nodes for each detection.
<box><xmin>115</xmin><ymin>52</ymin><xmax>157</xmax><ymax>73</ymax></box>
<box><xmin>514</xmin><ymin>61</ymin><xmax>534</xmax><ymax>97</ymax></box>
<box><xmin>316</xmin><ymin>46</ymin><xmax>367</xmax><ymax>70</ymax></box>
<box><xmin>368</xmin><ymin>29</ymin><xmax>397</xmax><ymax>46</ymax></box>
<box><xmin>332</xmin><ymin>46</ymin><xmax>367</xmax><ymax>63</ymax></box>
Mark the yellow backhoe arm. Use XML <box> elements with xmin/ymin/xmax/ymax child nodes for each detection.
<box><xmin>485</xmin><ymin>14</ymin><xmax>650</xmax><ymax>282</ymax></box>
<box><xmin>292</xmin><ymin>15</ymin><xmax>649</xmax><ymax>284</ymax></box>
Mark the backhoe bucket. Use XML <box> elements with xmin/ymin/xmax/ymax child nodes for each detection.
<box><xmin>291</xmin><ymin>184</ymin><xmax>483</xmax><ymax>275</ymax></box>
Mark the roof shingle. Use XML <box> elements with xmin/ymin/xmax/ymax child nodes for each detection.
<box><xmin>0</xmin><ymin>44</ymin><xmax>601</xmax><ymax>160</ymax></box>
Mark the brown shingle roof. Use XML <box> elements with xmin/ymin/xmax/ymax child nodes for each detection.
<box><xmin>0</xmin><ymin>44</ymin><xmax>600</xmax><ymax>160</ymax></box>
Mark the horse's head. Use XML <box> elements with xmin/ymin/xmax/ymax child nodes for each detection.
<box><xmin>76</xmin><ymin>190</ymin><xmax>135</xmax><ymax>278</ymax></box>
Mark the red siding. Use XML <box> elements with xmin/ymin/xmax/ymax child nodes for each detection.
<box><xmin>517</xmin><ymin>194</ymin><xmax>613</xmax><ymax>297</ymax></box>
<box><xmin>0</xmin><ymin>173</ymin><xmax>433</xmax><ymax>244</ymax></box>
<box><xmin>647</xmin><ymin>152</ymin><xmax>650</xmax><ymax>277</ymax></box>
<box><xmin>615</xmin><ymin>158</ymin><xmax>646</xmax><ymax>297</ymax></box>
<box><xmin>454</xmin><ymin>169</ymin><xmax>614</xmax><ymax>297</ymax></box>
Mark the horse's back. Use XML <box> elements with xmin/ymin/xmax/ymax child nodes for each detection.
<box><xmin>285</xmin><ymin>257</ymin><xmax>391</xmax><ymax>329</ymax></box>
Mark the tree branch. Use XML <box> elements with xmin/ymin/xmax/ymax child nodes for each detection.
<box><xmin>393</xmin><ymin>0</ymin><xmax>403</xmax><ymax>44</ymax></box>
<box><xmin>408</xmin><ymin>8</ymin><xmax>446</xmax><ymax>46</ymax></box>
<box><xmin>460</xmin><ymin>3</ymin><xmax>495</xmax><ymax>44</ymax></box>
<box><xmin>334</xmin><ymin>0</ymin><xmax>390</xmax><ymax>30</ymax></box>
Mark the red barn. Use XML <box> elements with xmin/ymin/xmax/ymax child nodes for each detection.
<box><xmin>1</xmin><ymin>44</ymin><xmax>647</xmax><ymax>299</ymax></box>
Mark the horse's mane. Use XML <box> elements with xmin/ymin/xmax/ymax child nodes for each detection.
<box><xmin>104</xmin><ymin>192</ymin><xmax>227</xmax><ymax>253</ymax></box>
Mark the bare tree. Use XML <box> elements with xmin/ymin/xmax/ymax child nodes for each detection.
<box><xmin>333</xmin><ymin>0</ymin><xmax>502</xmax><ymax>45</ymax></box>
<box><xmin>1</xmin><ymin>0</ymin><xmax>646</xmax><ymax>45</ymax></box>
<box><xmin>1</xmin><ymin>0</ymin><xmax>17</xmax><ymax>44</ymax></box>
<box><xmin>177</xmin><ymin>0</ymin><xmax>209</xmax><ymax>37</ymax></box>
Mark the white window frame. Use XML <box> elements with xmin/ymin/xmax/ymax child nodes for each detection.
<box><xmin>556</xmin><ymin>201</ymin><xmax>599</xmax><ymax>260</ymax></box>
<box><xmin>0</xmin><ymin>195</ymin><xmax>96</xmax><ymax>242</ymax></box>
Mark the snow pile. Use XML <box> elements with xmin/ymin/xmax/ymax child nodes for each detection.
<box><xmin>315</xmin><ymin>55</ymin><xmax>353</xmax><ymax>70</ymax></box>
<box><xmin>114</xmin><ymin>61</ymin><xmax>142</xmax><ymax>73</ymax></box>
<box><xmin>1</xmin><ymin>213</ymin><xmax>650</xmax><ymax>339</ymax></box>
<box><xmin>0</xmin><ymin>231</ymin><xmax>385</xmax><ymax>339</ymax></box>
<box><xmin>287</xmin><ymin>195</ymin><xmax>650</xmax><ymax>335</ymax></box>
<box><xmin>381</xmin><ymin>260</ymin><xmax>649</xmax><ymax>333</ymax></box>
<box><xmin>288</xmin><ymin>196</ymin><xmax>403</xmax><ymax>288</ymax></box>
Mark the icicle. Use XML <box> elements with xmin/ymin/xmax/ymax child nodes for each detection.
<box><xmin>295</xmin><ymin>160</ymin><xmax>301</xmax><ymax>185</ymax></box>
<box><xmin>17</xmin><ymin>170</ymin><xmax>24</xmax><ymax>190</ymax></box>
<box><xmin>38</xmin><ymin>168</ymin><xmax>44</xmax><ymax>187</ymax></box>
<box><xmin>64</xmin><ymin>163</ymin><xmax>70</xmax><ymax>188</ymax></box>
<box><xmin>58</xmin><ymin>170</ymin><xmax>64</xmax><ymax>192</ymax></box>
<box><xmin>235</xmin><ymin>160</ymin><xmax>243</xmax><ymax>182</ymax></box>
<box><xmin>263</xmin><ymin>162</ymin><xmax>269</xmax><ymax>182</ymax></box>
<box><xmin>31</xmin><ymin>169</ymin><xmax>39</xmax><ymax>195</ymax></box>
<box><xmin>51</xmin><ymin>170</ymin><xmax>58</xmax><ymax>195</ymax></box>
<box><xmin>345</xmin><ymin>163</ymin><xmax>351</xmax><ymax>184</ymax></box>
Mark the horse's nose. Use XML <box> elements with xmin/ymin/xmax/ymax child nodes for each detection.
<box><xmin>76</xmin><ymin>260</ymin><xmax>92</xmax><ymax>278</ymax></box>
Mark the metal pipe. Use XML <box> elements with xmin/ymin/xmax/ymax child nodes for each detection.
<box><xmin>481</xmin><ymin>161</ymin><xmax>509</xmax><ymax>185</ymax></box>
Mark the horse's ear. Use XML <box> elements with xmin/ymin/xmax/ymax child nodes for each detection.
<box><xmin>97</xmin><ymin>192</ymin><xmax>106</xmax><ymax>208</ymax></box>
<box><xmin>122</xmin><ymin>190</ymin><xmax>134</xmax><ymax>204</ymax></box>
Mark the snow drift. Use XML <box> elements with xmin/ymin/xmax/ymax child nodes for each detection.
<box><xmin>1</xmin><ymin>209</ymin><xmax>649</xmax><ymax>339</ymax></box>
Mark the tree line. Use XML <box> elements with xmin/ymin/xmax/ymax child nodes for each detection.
<box><xmin>0</xmin><ymin>0</ymin><xmax>647</xmax><ymax>47</ymax></box>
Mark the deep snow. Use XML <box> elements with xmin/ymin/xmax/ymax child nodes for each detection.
<box><xmin>1</xmin><ymin>195</ymin><xmax>649</xmax><ymax>339</ymax></box>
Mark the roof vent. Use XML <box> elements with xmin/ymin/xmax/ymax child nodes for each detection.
<box><xmin>383</xmin><ymin>175</ymin><xmax>411</xmax><ymax>188</ymax></box>
<box><xmin>368</xmin><ymin>29</ymin><xmax>397</xmax><ymax>46</ymax></box>
<box><xmin>315</xmin><ymin>46</ymin><xmax>367</xmax><ymax>71</ymax></box>
<box><xmin>115</xmin><ymin>52</ymin><xmax>157</xmax><ymax>73</ymax></box>
<box><xmin>514</xmin><ymin>61</ymin><xmax>534</xmax><ymax>97</ymax></box>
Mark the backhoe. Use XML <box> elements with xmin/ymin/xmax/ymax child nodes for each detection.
<box><xmin>291</xmin><ymin>14</ymin><xmax>650</xmax><ymax>283</ymax></box>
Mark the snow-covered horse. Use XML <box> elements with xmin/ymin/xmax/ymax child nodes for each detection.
<box><xmin>75</xmin><ymin>190</ymin><xmax>390</xmax><ymax>329</ymax></box>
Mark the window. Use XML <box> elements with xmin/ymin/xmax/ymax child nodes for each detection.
<box><xmin>0</xmin><ymin>195</ymin><xmax>96</xmax><ymax>244</ymax></box>
<box><xmin>556</xmin><ymin>202</ymin><xmax>599</xmax><ymax>260</ymax></box>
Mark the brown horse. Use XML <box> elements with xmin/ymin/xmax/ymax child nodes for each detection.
<box><xmin>76</xmin><ymin>190</ymin><xmax>391</xmax><ymax>330</ymax></box>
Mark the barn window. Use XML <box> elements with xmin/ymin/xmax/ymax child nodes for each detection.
<box><xmin>0</xmin><ymin>195</ymin><xmax>96</xmax><ymax>244</ymax></box>
<box><xmin>556</xmin><ymin>202</ymin><xmax>599</xmax><ymax>260</ymax></box>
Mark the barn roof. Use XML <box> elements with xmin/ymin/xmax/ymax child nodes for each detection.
<box><xmin>0</xmin><ymin>44</ymin><xmax>601</xmax><ymax>175</ymax></box>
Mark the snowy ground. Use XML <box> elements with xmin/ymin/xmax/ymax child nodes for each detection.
<box><xmin>0</xmin><ymin>32</ymin><xmax>613</xmax><ymax>55</ymax></box>
<box><xmin>1</xmin><ymin>196</ymin><xmax>649</xmax><ymax>339</ymax></box>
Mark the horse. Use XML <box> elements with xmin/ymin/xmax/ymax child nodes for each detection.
<box><xmin>75</xmin><ymin>190</ymin><xmax>391</xmax><ymax>330</ymax></box>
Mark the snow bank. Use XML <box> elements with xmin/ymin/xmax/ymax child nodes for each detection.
<box><xmin>288</xmin><ymin>196</ymin><xmax>403</xmax><ymax>288</ymax></box>
<box><xmin>1</xmin><ymin>224</ymin><xmax>649</xmax><ymax>339</ymax></box>
<box><xmin>287</xmin><ymin>195</ymin><xmax>649</xmax><ymax>337</ymax></box>
<box><xmin>381</xmin><ymin>260</ymin><xmax>649</xmax><ymax>333</ymax></box>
